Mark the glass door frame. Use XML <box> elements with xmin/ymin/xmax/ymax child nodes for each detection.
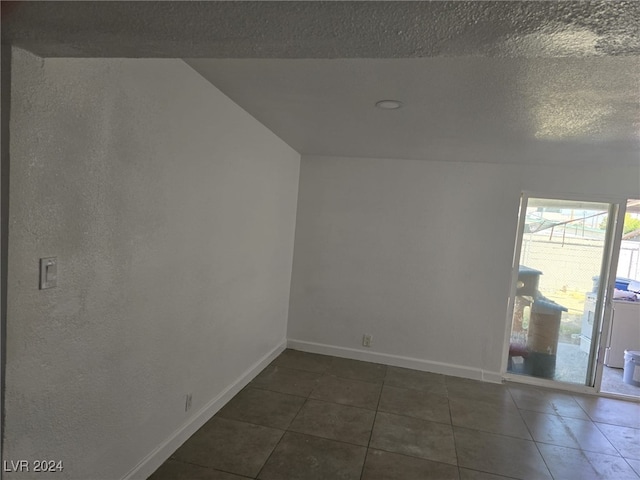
<box><xmin>501</xmin><ymin>191</ymin><xmax>627</xmax><ymax>395</ymax></box>
<box><xmin>593</xmin><ymin>200</ymin><xmax>628</xmax><ymax>395</ymax></box>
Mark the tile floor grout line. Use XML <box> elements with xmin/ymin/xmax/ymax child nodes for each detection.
<box><xmin>579</xmin><ymin>413</ymin><xmax>640</xmax><ymax>429</ymax></box>
<box><xmin>459</xmin><ymin>466</ymin><xmax>520</xmax><ymax>480</ymax></box>
<box><xmin>325</xmin><ymin>355</ymin><xmax>387</xmax><ymax>385</ymax></box>
<box><xmin>515</xmin><ymin>406</ymin><xmax>593</xmax><ymax>420</ymax></box>
<box><xmin>284</xmin><ymin>392</ymin><xmax>309</xmax><ymax>430</ymax></box>
<box><xmin>375</xmin><ymin>407</ymin><xmax>453</xmax><ymax>428</ymax></box>
<box><xmin>168</xmin><ymin>457</ymin><xmax>256</xmax><ymax>479</ymax></box>
<box><xmin>361</xmin><ymin>444</ymin><xmax>459</xmax><ymax>468</ymax></box>
<box><xmin>509</xmin><ymin>402</ymin><xmax>555</xmax><ymax>480</ymax></box>
<box><xmin>451</xmin><ymin>423</ymin><xmax>540</xmax><ymax>442</ymax></box>
<box><xmin>510</xmin><ymin>386</ymin><xmax>555</xmax><ymax>480</ymax></box>
<box><xmin>571</xmin><ymin>393</ymin><xmax>597</xmax><ymax>422</ymax></box>
<box><xmin>592</xmin><ymin>420</ymin><xmax>635</xmax><ymax>460</ymax></box>
<box><xmin>533</xmin><ymin>438</ymin><xmax>624</xmax><ymax>458</ymax></box>
<box><xmin>574</xmin><ymin>393</ymin><xmax>640</xmax><ymax>430</ymax></box>
<box><xmin>213</xmin><ymin>415</ymin><xmax>290</xmax><ymax>434</ymax></box>
<box><xmin>288</xmin><ymin>393</ymin><xmax>312</xmax><ymax>426</ymax></box>
<box><xmin>253</xmin><ymin>428</ymin><xmax>288</xmax><ymax>480</ymax></box>
<box><xmin>283</xmin><ymin>428</ymin><xmax>374</xmax><ymax>450</ymax></box>
<box><xmin>189</xmin><ymin>416</ymin><xmax>289</xmax><ymax>479</ymax></box>
<box><xmin>250</xmin><ymin>359</ymin><xmax>318</xmax><ymax>480</ymax></box>
<box><xmin>324</xmin><ymin>372</ymin><xmax>385</xmax><ymax>386</ymax></box>
<box><xmin>250</xmin><ymin>374</ymin><xmax>382</xmax><ymax>448</ymax></box>
<box><xmin>358</xmin><ymin>447</ymin><xmax>372</xmax><ymax>480</ymax></box>
<box><xmin>285</xmin><ymin>398</ymin><xmax>375</xmax><ymax>448</ymax></box>
<box><xmin>218</xmin><ymin>386</ymin><xmax>309</xmax><ymax>479</ymax></box>
<box><xmin>508</xmin><ymin>386</ymin><xmax>535</xmax><ymax>443</ymax></box>
<box><xmin>358</xmin><ymin>373</ymin><xmax>387</xmax><ymax>480</ymax></box>
<box><xmin>621</xmin><ymin>457</ymin><xmax>640</xmax><ymax>479</ymax></box>
<box><xmin>445</xmin><ymin>378</ymin><xmax>462</xmax><ymax>473</ymax></box>
<box><xmin>516</xmin><ymin>408</ymin><xmax>623</xmax><ymax>456</ymax></box>
<box><xmin>300</xmin><ymin>395</ymin><xmax>380</xmax><ymax>413</ymax></box>
<box><xmin>285</xmin><ymin>395</ymin><xmax>376</xmax><ymax>450</ymax></box>
<box><xmin>248</xmin><ymin>383</ymin><xmax>318</xmax><ymax>399</ymax></box>
<box><xmin>243</xmin><ymin>383</ymin><xmax>310</xmax><ymax>400</ymax></box>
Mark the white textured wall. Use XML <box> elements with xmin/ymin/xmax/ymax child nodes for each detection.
<box><xmin>6</xmin><ymin>48</ymin><xmax>300</xmax><ymax>479</ymax></box>
<box><xmin>288</xmin><ymin>155</ymin><xmax>640</xmax><ymax>379</ymax></box>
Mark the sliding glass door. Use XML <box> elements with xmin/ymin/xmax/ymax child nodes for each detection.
<box><xmin>505</xmin><ymin>196</ymin><xmax>619</xmax><ymax>387</ymax></box>
<box><xmin>597</xmin><ymin>199</ymin><xmax>640</xmax><ymax>398</ymax></box>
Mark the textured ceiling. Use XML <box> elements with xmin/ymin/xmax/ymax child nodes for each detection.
<box><xmin>3</xmin><ymin>1</ymin><xmax>639</xmax><ymax>58</ymax></box>
<box><xmin>186</xmin><ymin>57</ymin><xmax>639</xmax><ymax>164</ymax></box>
<box><xmin>2</xmin><ymin>1</ymin><xmax>639</xmax><ymax>165</ymax></box>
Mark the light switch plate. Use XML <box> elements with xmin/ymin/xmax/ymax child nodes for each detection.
<box><xmin>39</xmin><ymin>257</ymin><xmax>57</xmax><ymax>289</ymax></box>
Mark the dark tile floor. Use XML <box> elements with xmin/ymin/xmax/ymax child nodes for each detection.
<box><xmin>149</xmin><ymin>349</ymin><xmax>640</xmax><ymax>480</ymax></box>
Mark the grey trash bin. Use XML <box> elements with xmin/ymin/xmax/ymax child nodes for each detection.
<box><xmin>623</xmin><ymin>350</ymin><xmax>640</xmax><ymax>387</ymax></box>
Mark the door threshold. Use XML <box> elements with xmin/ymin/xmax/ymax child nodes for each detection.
<box><xmin>503</xmin><ymin>372</ymin><xmax>640</xmax><ymax>402</ymax></box>
<box><xmin>503</xmin><ymin>372</ymin><xmax>596</xmax><ymax>395</ymax></box>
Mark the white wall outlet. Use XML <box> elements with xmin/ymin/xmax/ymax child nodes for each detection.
<box><xmin>39</xmin><ymin>257</ymin><xmax>57</xmax><ymax>289</ymax></box>
<box><xmin>185</xmin><ymin>393</ymin><xmax>192</xmax><ymax>412</ymax></box>
<box><xmin>362</xmin><ymin>334</ymin><xmax>373</xmax><ymax>347</ymax></box>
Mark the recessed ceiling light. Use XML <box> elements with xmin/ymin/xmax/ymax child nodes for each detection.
<box><xmin>375</xmin><ymin>100</ymin><xmax>403</xmax><ymax>110</ymax></box>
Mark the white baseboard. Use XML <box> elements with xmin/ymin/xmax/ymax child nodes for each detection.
<box><xmin>122</xmin><ymin>339</ymin><xmax>287</xmax><ymax>480</ymax></box>
<box><xmin>287</xmin><ymin>339</ymin><xmax>503</xmax><ymax>384</ymax></box>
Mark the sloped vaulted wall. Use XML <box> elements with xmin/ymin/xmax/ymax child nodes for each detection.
<box><xmin>5</xmin><ymin>48</ymin><xmax>300</xmax><ymax>479</ymax></box>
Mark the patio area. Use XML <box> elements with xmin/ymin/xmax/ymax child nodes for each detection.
<box><xmin>514</xmin><ymin>341</ymin><xmax>640</xmax><ymax>398</ymax></box>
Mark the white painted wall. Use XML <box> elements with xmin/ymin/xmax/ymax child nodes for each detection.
<box><xmin>6</xmin><ymin>48</ymin><xmax>300</xmax><ymax>479</ymax></box>
<box><xmin>288</xmin><ymin>155</ymin><xmax>640</xmax><ymax>380</ymax></box>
